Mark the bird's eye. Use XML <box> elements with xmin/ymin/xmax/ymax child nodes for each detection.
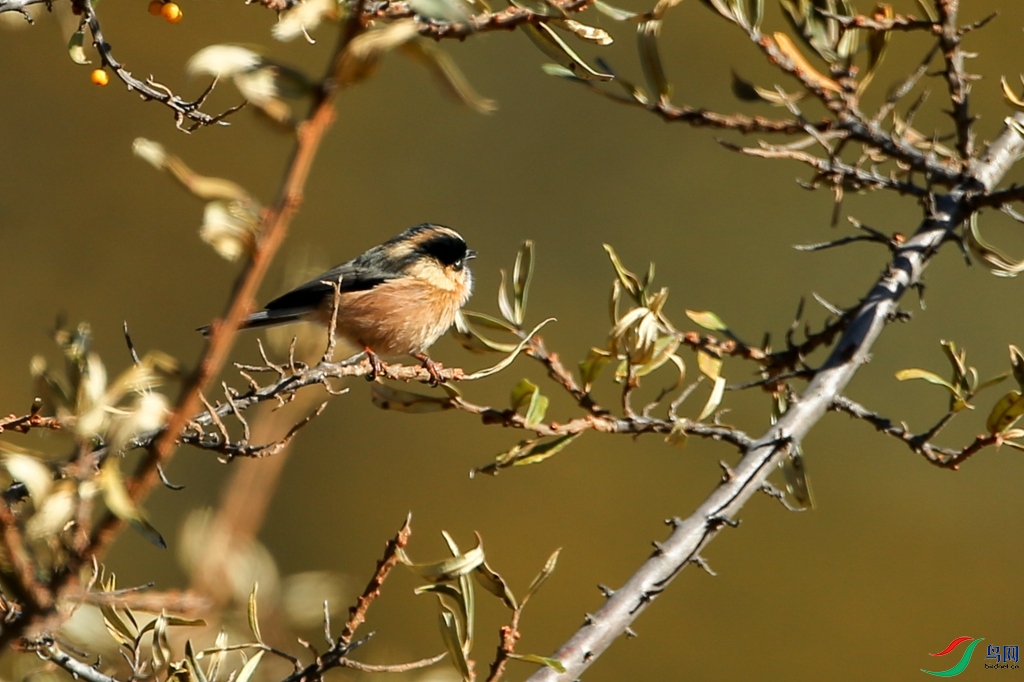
<box><xmin>452</xmin><ymin>259</ymin><xmax>464</xmax><ymax>271</ymax></box>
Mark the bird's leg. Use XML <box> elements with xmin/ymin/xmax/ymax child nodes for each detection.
<box><xmin>364</xmin><ymin>347</ymin><xmax>385</xmax><ymax>380</ymax></box>
<box><xmin>413</xmin><ymin>353</ymin><xmax>444</xmax><ymax>385</ymax></box>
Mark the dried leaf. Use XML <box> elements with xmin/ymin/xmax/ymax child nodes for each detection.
<box><xmin>771</xmin><ymin>31</ymin><xmax>842</xmax><ymax>93</ymax></box>
<box><xmin>248</xmin><ymin>584</ymin><xmax>263</xmax><ymax>643</ymax></box>
<box><xmin>1000</xmin><ymin>76</ymin><xmax>1024</xmax><ymax>108</ymax></box>
<box><xmin>697</xmin><ymin>376</ymin><xmax>726</xmax><ymax>421</ymax></box>
<box><xmin>553</xmin><ymin>19</ymin><xmax>613</xmax><ymax>45</ymax></box>
<box><xmin>966</xmin><ymin>213</ymin><xmax>1024</xmax><ymax>277</ymax></box>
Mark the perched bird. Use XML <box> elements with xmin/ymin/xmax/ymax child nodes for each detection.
<box><xmin>204</xmin><ymin>224</ymin><xmax>475</xmax><ymax>382</ymax></box>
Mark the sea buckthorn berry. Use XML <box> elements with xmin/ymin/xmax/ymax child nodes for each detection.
<box><xmin>148</xmin><ymin>0</ymin><xmax>164</xmax><ymax>15</ymax></box>
<box><xmin>161</xmin><ymin>2</ymin><xmax>182</xmax><ymax>22</ymax></box>
<box><xmin>90</xmin><ymin>69</ymin><xmax>109</xmax><ymax>86</ymax></box>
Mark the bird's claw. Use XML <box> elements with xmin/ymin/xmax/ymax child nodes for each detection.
<box><xmin>415</xmin><ymin>353</ymin><xmax>445</xmax><ymax>385</ymax></box>
<box><xmin>364</xmin><ymin>348</ymin><xmax>385</xmax><ymax>381</ymax></box>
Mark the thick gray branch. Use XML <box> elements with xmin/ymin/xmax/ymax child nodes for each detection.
<box><xmin>527</xmin><ymin>113</ymin><xmax>1024</xmax><ymax>682</ymax></box>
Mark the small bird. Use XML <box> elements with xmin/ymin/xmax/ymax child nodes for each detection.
<box><xmin>205</xmin><ymin>224</ymin><xmax>475</xmax><ymax>382</ymax></box>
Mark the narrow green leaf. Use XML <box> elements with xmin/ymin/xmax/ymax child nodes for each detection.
<box><xmin>696</xmin><ymin>351</ymin><xmax>722</xmax><ymax>381</ymax></box>
<box><xmin>665</xmin><ymin>420</ymin><xmax>688</xmax><ymax>448</ymax></box>
<box><xmin>602</xmin><ymin>244</ymin><xmax>643</xmax><ymax>299</ymax></box>
<box><xmin>462</xmin><ymin>310</ymin><xmax>519</xmax><ymax>334</ymax></box>
<box><xmin>100</xmin><ymin>458</ymin><xmax>166</xmax><ymax>549</ymax></box>
<box><xmin>637</xmin><ymin>20</ymin><xmax>671</xmax><ymax>101</ymax></box>
<box><xmin>441</xmin><ymin>531</ymin><xmax>475</xmax><ymax>650</ymax></box>
<box><xmin>234</xmin><ymin>650</ymin><xmax>265</xmax><ymax>682</ymax></box>
<box><xmin>781</xmin><ymin>447</ymin><xmax>813</xmax><ymax>510</ymax></box>
<box><xmin>513</xmin><ymin>240</ymin><xmax>535</xmax><ymax>327</ymax></box>
<box><xmin>498</xmin><ymin>269</ymin><xmax>515</xmax><ymax>325</ymax></box>
<box><xmin>474</xmin><ymin>558</ymin><xmax>518</xmax><ymax>610</ymax></box>
<box><xmin>1011</xmin><ymin>345</ymin><xmax>1024</xmax><ymax>390</ymax></box>
<box><xmin>986</xmin><ymin>390</ymin><xmax>1024</xmax><ymax>435</ymax></box>
<box><xmin>68</xmin><ymin>28</ymin><xmax>90</xmax><ymax>65</ymax></box>
<box><xmin>402</xmin><ymin>39</ymin><xmax>497</xmax><ymax>114</ymax></box>
<box><xmin>541</xmin><ymin>63</ymin><xmax>581</xmax><ymax>79</ymax></box>
<box><xmin>686</xmin><ymin>310</ymin><xmax>730</xmax><ymax>333</ymax></box>
<box><xmin>523</xmin><ymin>548</ymin><xmax>560</xmax><ymax>605</ymax></box>
<box><xmin>464</xmin><ymin>318</ymin><xmax>555</xmax><ymax>380</ymax></box>
<box><xmin>894</xmin><ymin>368</ymin><xmax>958</xmax><ymax>393</ymax></box>
<box><xmin>579</xmin><ymin>347</ymin><xmax>612</xmax><ymax>392</ymax></box>
<box><xmin>523</xmin><ymin>23</ymin><xmax>613</xmax><ymax>81</ymax></box>
<box><xmin>438</xmin><ymin>602</ymin><xmax>472</xmax><ymax>680</ymax></box>
<box><xmin>185</xmin><ymin>641</ymin><xmax>210</xmax><ymax>682</ymax></box>
<box><xmin>452</xmin><ymin>311</ymin><xmax>520</xmax><ymax>354</ymax></box>
<box><xmin>592</xmin><ymin>0</ymin><xmax>639</xmax><ymax>21</ymax></box>
<box><xmin>508</xmin><ymin>653</ymin><xmax>567</xmax><ymax>672</ymax></box>
<box><xmin>400</xmin><ymin>541</ymin><xmax>485</xmax><ymax>581</ymax></box>
<box><xmin>474</xmin><ymin>433</ymin><xmax>581</xmax><ymax>476</ymax></box>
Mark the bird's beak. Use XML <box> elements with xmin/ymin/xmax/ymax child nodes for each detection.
<box><xmin>466</xmin><ymin>249</ymin><xmax>478</xmax><ymax>260</ymax></box>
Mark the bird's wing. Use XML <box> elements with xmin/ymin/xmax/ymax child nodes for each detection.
<box><xmin>263</xmin><ymin>260</ymin><xmax>393</xmax><ymax>312</ymax></box>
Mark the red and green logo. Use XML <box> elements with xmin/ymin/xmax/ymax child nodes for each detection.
<box><xmin>922</xmin><ymin>637</ymin><xmax>984</xmax><ymax>677</ymax></box>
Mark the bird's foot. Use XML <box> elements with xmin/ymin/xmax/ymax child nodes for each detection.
<box><xmin>364</xmin><ymin>347</ymin><xmax>385</xmax><ymax>381</ymax></box>
<box><xmin>414</xmin><ymin>353</ymin><xmax>444</xmax><ymax>385</ymax></box>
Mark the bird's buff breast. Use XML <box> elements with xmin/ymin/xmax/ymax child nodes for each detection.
<box><xmin>321</xmin><ymin>278</ymin><xmax>469</xmax><ymax>356</ymax></box>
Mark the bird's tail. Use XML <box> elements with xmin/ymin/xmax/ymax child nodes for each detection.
<box><xmin>196</xmin><ymin>309</ymin><xmax>306</xmax><ymax>337</ymax></box>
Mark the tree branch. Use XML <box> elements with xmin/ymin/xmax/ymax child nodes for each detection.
<box><xmin>526</xmin><ymin>111</ymin><xmax>1024</xmax><ymax>681</ymax></box>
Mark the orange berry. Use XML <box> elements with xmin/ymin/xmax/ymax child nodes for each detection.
<box><xmin>90</xmin><ymin>69</ymin><xmax>109</xmax><ymax>86</ymax></box>
<box><xmin>161</xmin><ymin>2</ymin><xmax>182</xmax><ymax>22</ymax></box>
<box><xmin>148</xmin><ymin>0</ymin><xmax>163</xmax><ymax>14</ymax></box>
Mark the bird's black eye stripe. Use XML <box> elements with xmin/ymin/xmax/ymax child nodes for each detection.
<box><xmin>419</xmin><ymin>232</ymin><xmax>469</xmax><ymax>267</ymax></box>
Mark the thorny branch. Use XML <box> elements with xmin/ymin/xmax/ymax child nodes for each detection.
<box><xmin>280</xmin><ymin>517</ymin><xmax>446</xmax><ymax>682</ymax></box>
<box><xmin>80</xmin><ymin>0</ymin><xmax>245</xmax><ymax>131</ymax></box>
<box><xmin>831</xmin><ymin>395</ymin><xmax>998</xmax><ymax>469</ymax></box>
<box><xmin>5</xmin><ymin>0</ymin><xmax>1024</xmax><ymax>680</ymax></box>
<box><xmin>0</xmin><ymin>0</ymin><xmax>375</xmax><ymax>651</ymax></box>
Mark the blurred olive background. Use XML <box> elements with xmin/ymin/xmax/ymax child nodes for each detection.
<box><xmin>2</xmin><ymin>1</ymin><xmax>1024</xmax><ymax>680</ymax></box>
